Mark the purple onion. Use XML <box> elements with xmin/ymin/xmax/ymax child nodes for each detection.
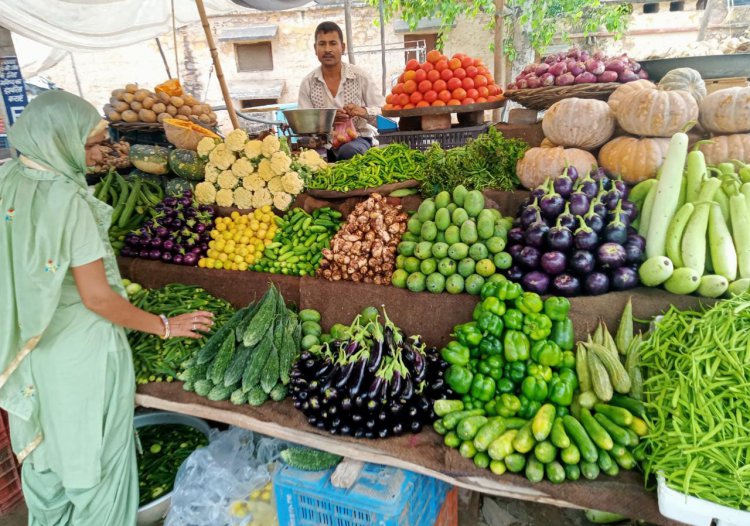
<box><xmin>517</xmin><ymin>79</ymin><xmax>528</xmax><ymax>89</ymax></box>
<box><xmin>541</xmin><ymin>251</ymin><xmax>567</xmax><ymax>275</ymax></box>
<box><xmin>540</xmin><ymin>72</ymin><xmax>555</xmax><ymax>87</ymax></box>
<box><xmin>555</xmin><ymin>73</ymin><xmax>575</xmax><ymax>86</ymax></box>
<box><xmin>586</xmin><ymin>59</ymin><xmax>605</xmax><ymax>75</ymax></box>
<box><xmin>575</xmin><ymin>72</ymin><xmax>598</xmax><ymax>84</ymax></box>
<box><xmin>638</xmin><ymin>69</ymin><xmax>649</xmax><ymax>80</ymax></box>
<box><xmin>552</xmin><ymin>274</ymin><xmax>582</xmax><ymax>297</ymax></box>
<box><xmin>619</xmin><ymin>70</ymin><xmax>639</xmax><ymax>83</ymax></box>
<box><xmin>628</xmin><ymin>58</ymin><xmax>642</xmax><ymax>73</ymax></box>
<box><xmin>526</xmin><ymin>76</ymin><xmax>542</xmax><ymax>89</ymax></box>
<box><xmin>522</xmin><ymin>271</ymin><xmax>551</xmax><ymax>294</ymax></box>
<box><xmin>535</xmin><ymin>63</ymin><xmax>550</xmax><ymax>76</ymax></box>
<box><xmin>605</xmin><ymin>59</ymin><xmax>626</xmax><ymax>73</ymax></box>
<box><xmin>570</xmin><ymin>62</ymin><xmax>585</xmax><ymax>76</ymax></box>
<box><xmin>598</xmin><ymin>71</ymin><xmax>619</xmax><ymax>83</ymax></box>
<box><xmin>549</xmin><ymin>62</ymin><xmax>567</xmax><ymax>76</ymax></box>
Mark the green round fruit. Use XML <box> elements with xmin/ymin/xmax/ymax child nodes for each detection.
<box><xmin>407</xmin><ymin>272</ymin><xmax>427</xmax><ymax>292</ymax></box>
<box><xmin>417</xmin><ymin>199</ymin><xmax>436</xmax><ymax>222</ymax></box>
<box><xmin>446</xmin><ymin>203</ymin><xmax>457</xmax><ymax>214</ymax></box>
<box><xmin>476</xmin><ymin>258</ymin><xmax>497</xmax><ymax>277</ymax></box>
<box><xmin>469</xmin><ymin>242</ymin><xmax>489</xmax><ymax>261</ymax></box>
<box><xmin>457</xmin><ymin>258</ymin><xmax>476</xmax><ymax>278</ymax></box>
<box><xmin>438</xmin><ymin>257</ymin><xmax>457</xmax><ymax>277</ymax></box>
<box><xmin>402</xmin><ymin>232</ymin><xmax>419</xmax><ymax>243</ymax></box>
<box><xmin>448</xmin><ymin>242</ymin><xmax>469</xmax><ymax>260</ymax></box>
<box><xmin>460</xmin><ymin>220</ymin><xmax>478</xmax><ymax>244</ymax></box>
<box><xmin>415</xmin><ymin>241</ymin><xmax>434</xmax><ymax>260</ymax></box>
<box><xmin>420</xmin><ymin>258</ymin><xmax>437</xmax><ymax>275</ymax></box>
<box><xmin>465</xmin><ymin>274</ymin><xmax>486</xmax><ymax>295</ymax></box>
<box><xmin>445</xmin><ymin>225</ymin><xmax>461</xmax><ymax>245</ymax></box>
<box><xmin>486</xmin><ymin>236</ymin><xmax>506</xmax><ymax>254</ymax></box>
<box><xmin>493</xmin><ymin>251</ymin><xmax>513</xmax><ymax>270</ymax></box>
<box><xmin>398</xmin><ymin>241</ymin><xmax>416</xmax><ymax>256</ymax></box>
<box><xmin>360</xmin><ymin>306</ymin><xmax>379</xmax><ymax>323</ymax></box>
<box><xmin>404</xmin><ymin>257</ymin><xmax>421</xmax><ymax>273</ymax></box>
<box><xmin>392</xmin><ymin>269</ymin><xmax>408</xmax><ymax>288</ymax></box>
<box><xmin>395</xmin><ymin>254</ymin><xmax>406</xmax><ymax>269</ymax></box>
<box><xmin>487</xmin><ymin>273</ymin><xmax>507</xmax><ymax>284</ymax></box>
<box><xmin>408</xmin><ymin>216</ymin><xmax>422</xmax><ymax>235</ymax></box>
<box><xmin>435</xmin><ymin>208</ymin><xmax>452</xmax><ymax>231</ymax></box>
<box><xmin>426</xmin><ymin>272</ymin><xmax>446</xmax><ymax>293</ymax></box>
<box><xmin>435</xmin><ymin>231</ymin><xmax>446</xmax><ymax>243</ymax></box>
<box><xmin>421</xmin><ymin>221</ymin><xmax>438</xmax><ymax>241</ymax></box>
<box><xmin>432</xmin><ymin>242</ymin><xmax>449</xmax><ymax>259</ymax></box>
<box><xmin>435</xmin><ymin>190</ymin><xmax>451</xmax><ymax>209</ymax></box>
<box><xmin>445</xmin><ymin>274</ymin><xmax>465</xmax><ymax>294</ymax></box>
<box><xmin>452</xmin><ymin>207</ymin><xmax>469</xmax><ymax>226</ymax></box>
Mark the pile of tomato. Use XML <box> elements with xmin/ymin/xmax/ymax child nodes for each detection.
<box><xmin>383</xmin><ymin>50</ymin><xmax>504</xmax><ymax>111</ymax></box>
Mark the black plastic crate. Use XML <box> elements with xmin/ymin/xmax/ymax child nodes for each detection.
<box><xmin>108</xmin><ymin>122</ymin><xmax>170</xmax><ymax>148</ymax></box>
<box><xmin>377</xmin><ymin>123</ymin><xmax>490</xmax><ymax>151</ymax></box>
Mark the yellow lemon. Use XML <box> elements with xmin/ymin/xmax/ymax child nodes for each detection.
<box><xmin>238</xmin><ymin>262</ymin><xmax>248</xmax><ymax>271</ymax></box>
<box><xmin>261</xmin><ymin>205</ymin><xmax>271</xmax><ymax>214</ymax></box>
<box><xmin>218</xmin><ymin>253</ymin><xmax>228</xmax><ymax>262</ymax></box>
<box><xmin>198</xmin><ymin>258</ymin><xmax>206</xmax><ymax>268</ymax></box>
<box><xmin>231</xmin><ymin>211</ymin><xmax>240</xmax><ymax>220</ymax></box>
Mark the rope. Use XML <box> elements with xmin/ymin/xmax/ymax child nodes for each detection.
<box><xmin>171</xmin><ymin>0</ymin><xmax>180</xmax><ymax>81</ymax></box>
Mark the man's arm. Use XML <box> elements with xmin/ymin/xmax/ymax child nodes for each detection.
<box><xmin>361</xmin><ymin>72</ymin><xmax>385</xmax><ymax>125</ymax></box>
<box><xmin>298</xmin><ymin>76</ymin><xmax>314</xmax><ymax>109</ymax></box>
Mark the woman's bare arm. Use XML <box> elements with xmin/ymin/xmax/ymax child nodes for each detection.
<box><xmin>71</xmin><ymin>259</ymin><xmax>213</xmax><ymax>339</ymax></box>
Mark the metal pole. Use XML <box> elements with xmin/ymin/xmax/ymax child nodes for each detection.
<box><xmin>344</xmin><ymin>0</ymin><xmax>356</xmax><ymax>64</ymax></box>
<box><xmin>379</xmin><ymin>0</ymin><xmax>387</xmax><ymax>96</ymax></box>
<box><xmin>493</xmin><ymin>0</ymin><xmax>505</xmax><ymax>122</ymax></box>
<box><xmin>68</xmin><ymin>52</ymin><xmax>84</xmax><ymax>98</ymax></box>
<box><xmin>155</xmin><ymin>38</ymin><xmax>173</xmax><ymax>78</ymax></box>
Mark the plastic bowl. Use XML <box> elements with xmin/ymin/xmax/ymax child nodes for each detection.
<box><xmin>135</xmin><ymin>411</ymin><xmax>211</xmax><ymax>526</ymax></box>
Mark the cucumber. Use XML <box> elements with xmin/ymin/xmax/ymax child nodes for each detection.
<box><xmin>473</xmin><ymin>451</ymin><xmax>491</xmax><ymax>469</ymax></box>
<box><xmin>561</xmin><ymin>444</ymin><xmax>581</xmax><ymax>465</ymax></box>
<box><xmin>503</xmin><ymin>453</ymin><xmax>526</xmax><ymax>473</ymax></box>
<box><xmin>512</xmin><ymin>421</ymin><xmax>536</xmax><ymax>454</ymax></box>
<box><xmin>488</xmin><ymin>430</ymin><xmax>518</xmax><ymax>461</ymax></box>
<box><xmin>580</xmin><ymin>461</ymin><xmax>600</xmax><ymax>480</ymax></box>
<box><xmin>443</xmin><ymin>409</ymin><xmax>485</xmax><ymax>430</ymax></box>
<box><xmin>562</xmin><ymin>415</ymin><xmax>598</xmax><ymax>463</ymax></box>
<box><xmin>444</xmin><ymin>431</ymin><xmax>461</xmax><ymax>449</ymax></box>
<box><xmin>608</xmin><ymin>394</ymin><xmax>645</xmax><ymax>418</ymax></box>
<box><xmin>550</xmin><ymin>417</ymin><xmax>571</xmax><ymax>449</ymax></box>
<box><xmin>457</xmin><ymin>415</ymin><xmax>489</xmax><ymax>441</ymax></box>
<box><xmin>525</xmin><ymin>456</ymin><xmax>545</xmax><ymax>483</ymax></box>
<box><xmin>629</xmin><ymin>417</ymin><xmax>648</xmax><ymax>437</ymax></box>
<box><xmin>584</xmin><ymin>510</ymin><xmax>628</xmax><ymax>524</ymax></box>
<box><xmin>594</xmin><ymin>413</ymin><xmax>632</xmax><ymax>447</ymax></box>
<box><xmin>533</xmin><ymin>441</ymin><xmax>557</xmax><ymax>464</ymax></box>
<box><xmin>531</xmin><ymin>404</ymin><xmax>556</xmax><ymax>441</ymax></box>
<box><xmin>609</xmin><ymin>444</ymin><xmax>636</xmax><ymax>470</ymax></box>
<box><xmin>490</xmin><ymin>460</ymin><xmax>507</xmax><ymax>476</ymax></box>
<box><xmin>580</xmin><ymin>408</ymin><xmax>614</xmax><ymax>451</ymax></box>
<box><xmin>459</xmin><ymin>440</ymin><xmax>477</xmax><ymax>459</ymax></box>
<box><xmin>593</xmin><ymin>404</ymin><xmax>634</xmax><ymax>426</ymax></box>
<box><xmin>545</xmin><ymin>460</ymin><xmax>566</xmax><ymax>484</ymax></box>
<box><xmin>564</xmin><ymin>463</ymin><xmax>581</xmax><ymax>481</ymax></box>
<box><xmin>473</xmin><ymin>417</ymin><xmax>507</xmax><ymax>452</ymax></box>
<box><xmin>598</xmin><ymin>449</ymin><xmax>619</xmax><ymax>477</ymax></box>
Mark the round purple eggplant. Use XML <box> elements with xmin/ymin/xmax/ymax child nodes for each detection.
<box><xmin>524</xmin><ymin>221</ymin><xmax>550</xmax><ymax>249</ymax></box>
<box><xmin>579</xmin><ymin>176</ymin><xmax>599</xmax><ymax>199</ymax></box>
<box><xmin>552</xmin><ymin>273</ymin><xmax>582</xmax><ymax>296</ymax></box>
<box><xmin>161</xmin><ymin>252</ymin><xmax>173</xmax><ymax>263</ymax></box>
<box><xmin>541</xmin><ymin>251</ymin><xmax>567</xmax><ymax>275</ymax></box>
<box><xmin>603</xmin><ymin>189</ymin><xmax>621</xmax><ymax>210</ymax></box>
<box><xmin>620</xmin><ymin>200</ymin><xmax>638</xmax><ymax>223</ymax></box>
<box><xmin>610</xmin><ymin>266</ymin><xmax>639</xmax><ymax>291</ymax></box>
<box><xmin>149</xmin><ymin>249</ymin><xmax>161</xmax><ymax>260</ymax></box>
<box><xmin>613</xmin><ymin>179</ymin><xmax>628</xmax><ymax>198</ymax></box>
<box><xmin>584</xmin><ymin>272</ymin><xmax>610</xmax><ymax>295</ymax></box>
<box><xmin>557</xmin><ymin>203</ymin><xmax>577</xmax><ymax>231</ymax></box>
<box><xmin>520</xmin><ymin>201</ymin><xmax>541</xmax><ymax>228</ymax></box>
<box><xmin>574</xmin><ymin>217</ymin><xmax>599</xmax><ymax>250</ymax></box>
<box><xmin>522</xmin><ymin>271</ymin><xmax>550</xmax><ymax>294</ymax></box>
<box><xmin>624</xmin><ymin>242</ymin><xmax>644</xmax><ymax>264</ymax></box>
<box><xmin>183</xmin><ymin>253</ymin><xmax>199</xmax><ymax>266</ymax></box>
<box><xmin>518</xmin><ymin>246</ymin><xmax>542</xmax><ymax>269</ymax></box>
<box><xmin>597</xmin><ymin>242</ymin><xmax>627</xmax><ymax>270</ymax></box>
<box><xmin>507</xmin><ymin>265</ymin><xmax>524</xmax><ymax>281</ymax></box>
<box><xmin>626</xmin><ymin>233</ymin><xmax>646</xmax><ymax>252</ymax></box>
<box><xmin>604</xmin><ymin>205</ymin><xmax>628</xmax><ymax>244</ymax></box>
<box><xmin>540</xmin><ymin>191</ymin><xmax>565</xmax><ymax>220</ymax></box>
<box><xmin>508</xmin><ymin>244</ymin><xmax>525</xmax><ymax>260</ymax></box>
<box><xmin>564</xmin><ymin>166</ymin><xmax>579</xmax><ymax>183</ymax></box>
<box><xmin>570</xmin><ymin>250</ymin><xmax>596</xmax><ymax>275</ymax></box>
<box><xmin>569</xmin><ymin>190</ymin><xmax>591</xmax><ymax>216</ymax></box>
<box><xmin>531</xmin><ymin>186</ymin><xmax>547</xmax><ymax>200</ymax></box>
<box><xmin>172</xmin><ymin>254</ymin><xmax>184</xmax><ymax>265</ymax></box>
<box><xmin>553</xmin><ymin>173</ymin><xmax>574</xmax><ymax>198</ymax></box>
<box><xmin>508</xmin><ymin>227</ymin><xmax>526</xmax><ymax>244</ymax></box>
<box><xmin>547</xmin><ymin>223</ymin><xmax>573</xmax><ymax>251</ymax></box>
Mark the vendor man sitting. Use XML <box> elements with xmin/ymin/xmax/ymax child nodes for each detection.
<box><xmin>298</xmin><ymin>21</ymin><xmax>383</xmax><ymax>161</ymax></box>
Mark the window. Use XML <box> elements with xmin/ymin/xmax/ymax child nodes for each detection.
<box><xmin>404</xmin><ymin>33</ymin><xmax>438</xmax><ymax>64</ymax></box>
<box><xmin>239</xmin><ymin>98</ymin><xmax>278</xmax><ymax>109</ymax></box>
<box><xmin>235</xmin><ymin>42</ymin><xmax>273</xmax><ymax>72</ymax></box>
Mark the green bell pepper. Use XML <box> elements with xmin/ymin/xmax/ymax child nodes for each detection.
<box><xmin>477</xmin><ymin>312</ymin><xmax>504</xmax><ymax>338</ymax></box>
<box><xmin>477</xmin><ymin>360</ymin><xmax>492</xmax><ymax>375</ymax></box>
<box><xmin>528</xmin><ymin>363</ymin><xmax>553</xmax><ymax>383</ymax></box>
<box><xmin>441</xmin><ymin>341</ymin><xmax>470</xmax><ymax>366</ymax></box>
<box><xmin>455</xmin><ymin>322</ymin><xmax>483</xmax><ymax>348</ymax></box>
<box><xmin>530</xmin><ymin>340</ymin><xmax>562</xmax><ymax>367</ymax></box>
<box><xmin>515</xmin><ymin>292</ymin><xmax>544</xmax><ymax>315</ymax></box>
<box><xmin>496</xmin><ymin>377</ymin><xmax>515</xmax><ymax>394</ymax></box>
<box><xmin>484</xmin><ymin>399</ymin><xmax>498</xmax><ymax>416</ymax></box>
<box><xmin>548</xmin><ymin>376</ymin><xmax>574</xmax><ymax>407</ymax></box>
<box><xmin>481</xmin><ymin>296</ymin><xmax>506</xmax><ymax>317</ymax></box>
<box><xmin>556</xmin><ymin>406</ymin><xmax>569</xmax><ymax>418</ymax></box>
<box><xmin>561</xmin><ymin>350</ymin><xmax>576</xmax><ymax>369</ymax></box>
<box><xmin>557</xmin><ymin>367</ymin><xmax>579</xmax><ymax>391</ymax></box>
<box><xmin>522</xmin><ymin>313</ymin><xmax>553</xmax><ymax>341</ymax></box>
<box><xmin>484</xmin><ymin>355</ymin><xmax>504</xmax><ymax>381</ymax></box>
<box><xmin>469</xmin><ymin>358</ymin><xmax>479</xmax><ymax>372</ymax></box>
<box><xmin>518</xmin><ymin>395</ymin><xmax>542</xmax><ymax>420</ymax></box>
<box><xmin>504</xmin><ymin>330</ymin><xmax>530</xmax><ymax>362</ymax></box>
<box><xmin>479</xmin><ymin>335</ymin><xmax>502</xmax><ymax>357</ymax></box>
<box><xmin>550</xmin><ymin>319</ymin><xmax>574</xmax><ymax>351</ymax></box>
<box><xmin>470</xmin><ymin>374</ymin><xmax>496</xmax><ymax>402</ymax></box>
<box><xmin>497</xmin><ymin>393</ymin><xmax>521</xmax><ymax>417</ymax></box>
<box><xmin>472</xmin><ymin>302</ymin><xmax>485</xmax><ymax>321</ymax></box>
<box><xmin>521</xmin><ymin>375</ymin><xmax>549</xmax><ymax>402</ymax></box>
<box><xmin>445</xmin><ymin>365</ymin><xmax>473</xmax><ymax>394</ymax></box>
<box><xmin>503</xmin><ymin>361</ymin><xmax>526</xmax><ymax>384</ymax></box>
<box><xmin>543</xmin><ymin>297</ymin><xmax>570</xmax><ymax>321</ymax></box>
<box><xmin>496</xmin><ymin>281</ymin><xmax>522</xmax><ymax>301</ymax></box>
<box><xmin>480</xmin><ymin>281</ymin><xmax>500</xmax><ymax>300</ymax></box>
<box><xmin>503</xmin><ymin>309</ymin><xmax>524</xmax><ymax>330</ymax></box>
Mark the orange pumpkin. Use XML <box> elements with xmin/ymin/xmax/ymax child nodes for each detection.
<box><xmin>163</xmin><ymin>118</ymin><xmax>219</xmax><ymax>151</ymax></box>
<box><xmin>155</xmin><ymin>78</ymin><xmax>183</xmax><ymax>97</ymax></box>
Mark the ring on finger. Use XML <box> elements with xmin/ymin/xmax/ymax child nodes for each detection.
<box><xmin>192</xmin><ymin>323</ymin><xmax>196</xmax><ymax>331</ymax></box>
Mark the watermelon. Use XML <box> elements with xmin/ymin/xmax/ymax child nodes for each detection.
<box><xmin>129</xmin><ymin>145</ymin><xmax>170</xmax><ymax>175</ymax></box>
<box><xmin>169</xmin><ymin>149</ymin><xmax>206</xmax><ymax>181</ymax></box>
<box><xmin>165</xmin><ymin>178</ymin><xmax>193</xmax><ymax>196</ymax></box>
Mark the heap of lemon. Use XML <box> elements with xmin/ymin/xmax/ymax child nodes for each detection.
<box><xmin>199</xmin><ymin>206</ymin><xmax>279</xmax><ymax>271</ymax></box>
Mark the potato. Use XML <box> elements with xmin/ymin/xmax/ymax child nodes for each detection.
<box><xmin>157</xmin><ymin>91</ymin><xmax>171</xmax><ymax>104</ymax></box>
<box><xmin>129</xmin><ymin>101</ymin><xmax>143</xmax><ymax>112</ymax></box>
<box><xmin>209</xmin><ymin>111</ymin><xmax>217</xmax><ymax>122</ymax></box>
<box><xmin>166</xmin><ymin>104</ymin><xmax>177</xmax><ymax>116</ymax></box>
<box><xmin>111</xmin><ymin>88</ymin><xmax>126</xmax><ymax>99</ymax></box>
<box><xmin>122</xmin><ymin>93</ymin><xmax>135</xmax><ymax>103</ymax></box>
<box><xmin>152</xmin><ymin>102</ymin><xmax>166</xmax><ymax>114</ymax></box>
<box><xmin>139</xmin><ymin>109</ymin><xmax>157</xmax><ymax>123</ymax></box>
<box><xmin>170</xmin><ymin>96</ymin><xmax>185</xmax><ymax>108</ymax></box>
<box><xmin>121</xmin><ymin>110</ymin><xmax>138</xmax><ymax>123</ymax></box>
<box><xmin>134</xmin><ymin>89</ymin><xmax>151</xmax><ymax>102</ymax></box>
<box><xmin>103</xmin><ymin>103</ymin><xmax>114</xmax><ymax>114</ymax></box>
<box><xmin>198</xmin><ymin>114</ymin><xmax>211</xmax><ymax>124</ymax></box>
<box><xmin>175</xmin><ymin>114</ymin><xmax>189</xmax><ymax>121</ymax></box>
<box><xmin>183</xmin><ymin>94</ymin><xmax>198</xmax><ymax>106</ymax></box>
<box><xmin>142</xmin><ymin>96</ymin><xmax>155</xmax><ymax>109</ymax></box>
<box><xmin>110</xmin><ymin>99</ymin><xmax>129</xmax><ymax>113</ymax></box>
<box><xmin>107</xmin><ymin>111</ymin><xmax>122</xmax><ymax>122</ymax></box>
<box><xmin>177</xmin><ymin>104</ymin><xmax>192</xmax><ymax>116</ymax></box>
<box><xmin>156</xmin><ymin>112</ymin><xmax>170</xmax><ymax>123</ymax></box>
<box><xmin>125</xmin><ymin>83</ymin><xmax>138</xmax><ymax>94</ymax></box>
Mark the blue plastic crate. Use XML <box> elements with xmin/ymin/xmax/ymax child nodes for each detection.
<box><xmin>273</xmin><ymin>462</ymin><xmax>449</xmax><ymax>526</ymax></box>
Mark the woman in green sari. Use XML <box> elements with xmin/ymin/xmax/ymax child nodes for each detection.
<box><xmin>0</xmin><ymin>91</ymin><xmax>213</xmax><ymax>525</ymax></box>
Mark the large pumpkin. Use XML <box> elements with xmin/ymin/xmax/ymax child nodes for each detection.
<box><xmin>169</xmin><ymin>149</ymin><xmax>206</xmax><ymax>181</ymax></box>
<box><xmin>542</xmin><ymin>98</ymin><xmax>615</xmax><ymax>149</ymax></box>
<box><xmin>698</xmin><ymin>133</ymin><xmax>750</xmax><ymax>165</ymax></box>
<box><xmin>517</xmin><ymin>146</ymin><xmax>597</xmax><ymax>190</ymax></box>
<box><xmin>659</xmin><ymin>68</ymin><xmax>707</xmax><ymax>104</ymax></box>
<box><xmin>608</xmin><ymin>80</ymin><xmax>654</xmax><ymax>115</ymax></box>
<box><xmin>598</xmin><ymin>136</ymin><xmax>671</xmax><ymax>184</ymax></box>
<box><xmin>699</xmin><ymin>87</ymin><xmax>750</xmax><ymax>134</ymax></box>
<box><xmin>129</xmin><ymin>144</ymin><xmax>171</xmax><ymax>175</ymax></box>
<box><xmin>611</xmin><ymin>83</ymin><xmax>698</xmax><ymax>137</ymax></box>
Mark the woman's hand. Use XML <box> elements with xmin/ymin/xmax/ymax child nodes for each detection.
<box><xmin>168</xmin><ymin>311</ymin><xmax>214</xmax><ymax>339</ymax></box>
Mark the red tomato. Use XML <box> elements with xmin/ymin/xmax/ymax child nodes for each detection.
<box><xmin>475</xmin><ymin>96</ymin><xmax>487</xmax><ymax>103</ymax></box>
<box><xmin>409</xmin><ymin>91</ymin><xmax>423</xmax><ymax>104</ymax></box>
<box><xmin>421</xmin><ymin>62</ymin><xmax>434</xmax><ymax>72</ymax></box>
<box><xmin>446</xmin><ymin>77</ymin><xmax>462</xmax><ymax>91</ymax></box>
<box><xmin>477</xmin><ymin>86</ymin><xmax>489</xmax><ymax>98</ymax></box>
<box><xmin>433</xmin><ymin>79</ymin><xmax>447</xmax><ymax>92</ymax></box>
<box><xmin>403</xmin><ymin>103</ymin><xmax>416</xmax><ymax>109</ymax></box>
<box><xmin>452</xmin><ymin>53</ymin><xmax>465</xmax><ymax>60</ymax></box>
<box><xmin>488</xmin><ymin>84</ymin><xmax>500</xmax><ymax>96</ymax></box>
<box><xmin>403</xmin><ymin>80</ymin><xmax>417</xmax><ymax>94</ymax></box>
<box><xmin>475</xmin><ymin>59</ymin><xmax>485</xmax><ymax>67</ymax></box>
<box><xmin>487</xmin><ymin>95</ymin><xmax>498</xmax><ymax>102</ymax></box>
<box><xmin>398</xmin><ymin>73</ymin><xmax>405</xmax><ymax>83</ymax></box>
<box><xmin>451</xmin><ymin>87</ymin><xmax>467</xmax><ymax>100</ymax></box>
<box><xmin>477</xmin><ymin>66</ymin><xmax>489</xmax><ymax>76</ymax></box>
<box><xmin>461</xmin><ymin>77</ymin><xmax>474</xmax><ymax>90</ymax></box>
<box><xmin>447</xmin><ymin>99</ymin><xmax>461</xmax><ymax>106</ymax></box>
<box><xmin>406</xmin><ymin>59</ymin><xmax>420</xmax><ymax>71</ymax></box>
<box><xmin>438</xmin><ymin>90</ymin><xmax>452</xmax><ymax>103</ymax></box>
<box><xmin>385</xmin><ymin>94</ymin><xmax>395</xmax><ymax>104</ymax></box>
<box><xmin>414</xmin><ymin>69</ymin><xmax>427</xmax><ymax>83</ymax></box>
<box><xmin>462</xmin><ymin>97</ymin><xmax>475</xmax><ymax>105</ymax></box>
<box><xmin>466</xmin><ymin>88</ymin><xmax>479</xmax><ymax>99</ymax></box>
<box><xmin>423</xmin><ymin>90</ymin><xmax>438</xmax><ymax>103</ymax></box>
<box><xmin>432</xmin><ymin>100</ymin><xmax>446</xmax><ymax>106</ymax></box>
<box><xmin>392</xmin><ymin>104</ymin><xmax>403</xmax><ymax>110</ymax></box>
<box><xmin>453</xmin><ymin>68</ymin><xmax>467</xmax><ymax>80</ymax></box>
<box><xmin>383</xmin><ymin>103</ymin><xmax>393</xmax><ymax>110</ymax></box>
<box><xmin>416</xmin><ymin>100</ymin><xmax>430</xmax><ymax>107</ymax></box>
<box><xmin>427</xmin><ymin>69</ymin><xmax>441</xmax><ymax>82</ymax></box>
<box><xmin>440</xmin><ymin>68</ymin><xmax>453</xmax><ymax>81</ymax></box>
<box><xmin>474</xmin><ymin>75</ymin><xmax>488</xmax><ymax>88</ymax></box>
<box><xmin>435</xmin><ymin>59</ymin><xmax>449</xmax><ymax>72</ymax></box>
<box><xmin>448</xmin><ymin>57</ymin><xmax>462</xmax><ymax>71</ymax></box>
<box><xmin>404</xmin><ymin>70</ymin><xmax>417</xmax><ymax>82</ymax></box>
<box><xmin>427</xmin><ymin>50</ymin><xmax>442</xmax><ymax>64</ymax></box>
<box><xmin>392</xmin><ymin>83</ymin><xmax>404</xmax><ymax>95</ymax></box>
<box><xmin>461</xmin><ymin>56</ymin><xmax>474</xmax><ymax>69</ymax></box>
<box><xmin>466</xmin><ymin>65</ymin><xmax>478</xmax><ymax>78</ymax></box>
<box><xmin>418</xmin><ymin>80</ymin><xmax>433</xmax><ymax>93</ymax></box>
<box><xmin>397</xmin><ymin>93</ymin><xmax>410</xmax><ymax>106</ymax></box>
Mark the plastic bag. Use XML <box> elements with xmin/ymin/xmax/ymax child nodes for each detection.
<box><xmin>165</xmin><ymin>426</ymin><xmax>285</xmax><ymax>526</ymax></box>
<box><xmin>331</xmin><ymin>117</ymin><xmax>358</xmax><ymax>149</ymax></box>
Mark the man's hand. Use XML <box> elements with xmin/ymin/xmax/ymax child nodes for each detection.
<box><xmin>343</xmin><ymin>103</ymin><xmax>367</xmax><ymax>118</ymax></box>
<box><xmin>334</xmin><ymin>109</ymin><xmax>349</xmax><ymax>123</ymax></box>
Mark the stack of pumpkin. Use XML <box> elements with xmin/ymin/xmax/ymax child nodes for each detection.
<box><xmin>697</xmin><ymin>86</ymin><xmax>750</xmax><ymax>165</ymax></box>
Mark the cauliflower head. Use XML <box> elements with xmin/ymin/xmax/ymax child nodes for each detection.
<box><xmin>270</xmin><ymin>151</ymin><xmax>292</xmax><ymax>176</ymax></box>
<box><xmin>233</xmin><ymin>187</ymin><xmax>253</xmax><ymax>209</ymax></box>
<box><xmin>281</xmin><ymin>171</ymin><xmax>304</xmax><ymax>195</ymax></box>
<box><xmin>194</xmin><ymin>181</ymin><xmax>217</xmax><ymax>204</ymax></box>
<box><xmin>257</xmin><ymin>159</ymin><xmax>274</xmax><ymax>182</ymax></box>
<box><xmin>252</xmin><ymin>187</ymin><xmax>273</xmax><ymax>209</ymax></box>
<box><xmin>209</xmin><ymin>143</ymin><xmax>236</xmax><ymax>170</ymax></box>
<box><xmin>242</xmin><ymin>173</ymin><xmax>264</xmax><ymax>191</ymax></box>
<box><xmin>244</xmin><ymin>139</ymin><xmax>263</xmax><ymax>160</ymax></box>
<box><xmin>261</xmin><ymin>134</ymin><xmax>280</xmax><ymax>158</ymax></box>
<box><xmin>217</xmin><ymin>170</ymin><xmax>239</xmax><ymax>190</ymax></box>
<box><xmin>225</xmin><ymin>129</ymin><xmax>249</xmax><ymax>152</ymax></box>
<box><xmin>273</xmin><ymin>191</ymin><xmax>293</xmax><ymax>211</ymax></box>
<box><xmin>215</xmin><ymin>188</ymin><xmax>234</xmax><ymax>207</ymax></box>
<box><xmin>204</xmin><ymin>162</ymin><xmax>221</xmax><ymax>184</ymax></box>
<box><xmin>231</xmin><ymin>157</ymin><xmax>254</xmax><ymax>178</ymax></box>
<box><xmin>267</xmin><ymin>176</ymin><xmax>284</xmax><ymax>194</ymax></box>
<box><xmin>197</xmin><ymin>137</ymin><xmax>219</xmax><ymax>158</ymax></box>
<box><xmin>298</xmin><ymin>149</ymin><xmax>328</xmax><ymax>171</ymax></box>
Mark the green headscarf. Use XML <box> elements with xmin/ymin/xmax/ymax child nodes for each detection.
<box><xmin>0</xmin><ymin>91</ymin><xmax>124</xmax><ymax>460</ymax></box>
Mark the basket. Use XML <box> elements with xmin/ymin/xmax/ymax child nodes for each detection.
<box><xmin>657</xmin><ymin>473</ymin><xmax>750</xmax><ymax>526</ymax></box>
<box><xmin>109</xmin><ymin>122</ymin><xmax>170</xmax><ymax>148</ymax></box>
<box><xmin>0</xmin><ymin>410</ymin><xmax>23</xmax><ymax>515</ymax></box>
<box><xmin>378</xmin><ymin>123</ymin><xmax>490</xmax><ymax>151</ymax></box>
<box><xmin>273</xmin><ymin>462</ymin><xmax>450</xmax><ymax>526</ymax></box>
<box><xmin>503</xmin><ymin>83</ymin><xmax>621</xmax><ymax>111</ymax></box>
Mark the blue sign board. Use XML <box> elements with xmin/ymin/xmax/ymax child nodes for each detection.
<box><xmin>1</xmin><ymin>55</ymin><xmax>29</xmax><ymax>127</ymax></box>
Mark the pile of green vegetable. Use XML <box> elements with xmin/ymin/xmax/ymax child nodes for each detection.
<box><xmin>304</xmin><ymin>143</ymin><xmax>424</xmax><ymax>192</ymax></box>
<box><xmin>421</xmin><ymin>127</ymin><xmax>528</xmax><ymax>195</ymax></box>
<box><xmin>181</xmin><ymin>284</ymin><xmax>300</xmax><ymax>406</ymax></box>
<box><xmin>252</xmin><ymin>207</ymin><xmax>342</xmax><ymax>276</ymax></box>
<box><xmin>393</xmin><ymin>186</ymin><xmax>513</xmax><ymax>295</ymax></box>
<box><xmin>637</xmin><ymin>294</ymin><xmax>750</xmax><ymax>510</ymax></box>
<box><xmin>279</xmin><ymin>446</ymin><xmax>342</xmax><ymax>471</ymax></box>
<box><xmin>128</xmin><ymin>284</ymin><xmax>234</xmax><ymax>384</ymax></box>
<box><xmin>136</xmin><ymin>423</ymin><xmax>208</xmax><ymax>506</ymax></box>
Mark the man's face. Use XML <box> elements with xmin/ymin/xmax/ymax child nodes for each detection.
<box><xmin>315</xmin><ymin>31</ymin><xmax>344</xmax><ymax>67</ymax></box>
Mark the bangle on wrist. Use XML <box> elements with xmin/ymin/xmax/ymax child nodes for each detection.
<box><xmin>159</xmin><ymin>314</ymin><xmax>171</xmax><ymax>339</ymax></box>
